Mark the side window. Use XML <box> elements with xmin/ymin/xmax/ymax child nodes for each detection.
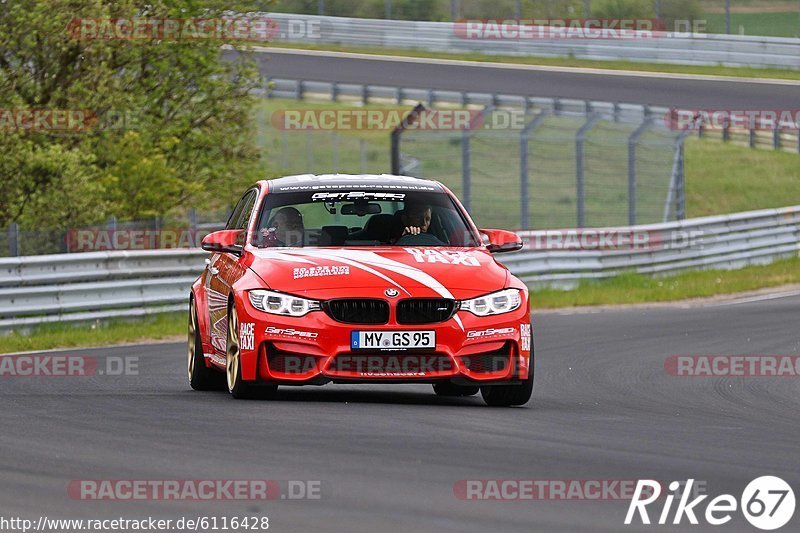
<box><xmin>237</xmin><ymin>192</ymin><xmax>257</xmax><ymax>230</ymax></box>
<box><xmin>225</xmin><ymin>195</ymin><xmax>248</xmax><ymax>231</ymax></box>
<box><xmin>225</xmin><ymin>190</ymin><xmax>257</xmax><ymax>230</ymax></box>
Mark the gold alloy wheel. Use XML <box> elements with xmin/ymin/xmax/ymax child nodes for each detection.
<box><xmin>226</xmin><ymin>305</ymin><xmax>240</xmax><ymax>393</ymax></box>
<box><xmin>188</xmin><ymin>299</ymin><xmax>197</xmax><ymax>383</ymax></box>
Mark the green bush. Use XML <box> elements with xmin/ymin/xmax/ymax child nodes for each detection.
<box><xmin>660</xmin><ymin>0</ymin><xmax>704</xmax><ymax>33</ymax></box>
<box><xmin>591</xmin><ymin>0</ymin><xmax>653</xmax><ymax>18</ymax></box>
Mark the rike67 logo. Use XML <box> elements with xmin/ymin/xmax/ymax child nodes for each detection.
<box><xmin>626</xmin><ymin>477</ymin><xmax>795</xmax><ymax>530</ymax></box>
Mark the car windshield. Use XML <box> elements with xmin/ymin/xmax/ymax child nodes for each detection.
<box><xmin>254</xmin><ymin>189</ymin><xmax>480</xmax><ymax>248</ymax></box>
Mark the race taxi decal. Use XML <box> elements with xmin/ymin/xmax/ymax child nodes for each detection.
<box><xmin>239</xmin><ymin>322</ymin><xmax>255</xmax><ymax>350</ymax></box>
<box><xmin>404</xmin><ymin>248</ymin><xmax>480</xmax><ymax>266</ymax></box>
<box><xmin>265</xmin><ymin>327</ymin><xmax>319</xmax><ymax>340</ymax></box>
<box><xmin>293</xmin><ymin>265</ymin><xmax>350</xmax><ymax>280</ymax></box>
<box><xmin>520</xmin><ymin>324</ymin><xmax>532</xmax><ymax>352</ymax></box>
<box><xmin>467</xmin><ymin>327</ymin><xmax>516</xmax><ymax>339</ymax></box>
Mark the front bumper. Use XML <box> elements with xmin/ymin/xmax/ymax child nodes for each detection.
<box><xmin>233</xmin><ymin>296</ymin><xmax>532</xmax><ymax>385</ymax></box>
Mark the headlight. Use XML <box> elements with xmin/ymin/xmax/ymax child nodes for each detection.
<box><xmin>248</xmin><ymin>290</ymin><xmax>321</xmax><ymax>317</ymax></box>
<box><xmin>459</xmin><ymin>289</ymin><xmax>522</xmax><ymax>317</ymax></box>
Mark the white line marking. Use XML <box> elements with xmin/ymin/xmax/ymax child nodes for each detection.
<box><xmin>257</xmin><ymin>47</ymin><xmax>800</xmax><ymax>86</ymax></box>
<box><xmin>708</xmin><ymin>290</ymin><xmax>800</xmax><ymax>307</ymax></box>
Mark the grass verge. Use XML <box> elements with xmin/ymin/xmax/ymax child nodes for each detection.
<box><xmin>531</xmin><ymin>255</ymin><xmax>800</xmax><ymax>309</ymax></box>
<box><xmin>270</xmin><ymin>43</ymin><xmax>800</xmax><ymax>81</ymax></box>
<box><xmin>0</xmin><ymin>312</ymin><xmax>185</xmax><ymax>354</ymax></box>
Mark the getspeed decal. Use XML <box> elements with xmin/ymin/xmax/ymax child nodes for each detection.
<box><xmin>467</xmin><ymin>327</ymin><xmax>516</xmax><ymax>339</ymax></box>
<box><xmin>265</xmin><ymin>327</ymin><xmax>319</xmax><ymax>340</ymax></box>
<box><xmin>404</xmin><ymin>248</ymin><xmax>480</xmax><ymax>266</ymax></box>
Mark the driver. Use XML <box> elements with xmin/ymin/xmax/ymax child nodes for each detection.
<box><xmin>394</xmin><ymin>203</ymin><xmax>445</xmax><ymax>246</ymax></box>
<box><xmin>261</xmin><ymin>207</ymin><xmax>304</xmax><ymax>246</ymax></box>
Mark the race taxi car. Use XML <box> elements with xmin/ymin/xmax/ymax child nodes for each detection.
<box><xmin>188</xmin><ymin>174</ymin><xmax>534</xmax><ymax>406</ymax></box>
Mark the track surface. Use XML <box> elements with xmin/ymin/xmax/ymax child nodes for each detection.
<box><xmin>2</xmin><ymin>295</ymin><xmax>799</xmax><ymax>532</ymax></box>
<box><xmin>239</xmin><ymin>49</ymin><xmax>800</xmax><ymax>109</ymax></box>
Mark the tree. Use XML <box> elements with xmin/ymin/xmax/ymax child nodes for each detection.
<box><xmin>0</xmin><ymin>0</ymin><xmax>266</xmax><ymax>229</ymax></box>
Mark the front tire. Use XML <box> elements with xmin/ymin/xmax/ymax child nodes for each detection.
<box><xmin>188</xmin><ymin>297</ymin><xmax>223</xmax><ymax>391</ymax></box>
<box><xmin>480</xmin><ymin>345</ymin><xmax>534</xmax><ymax>407</ymax></box>
<box><xmin>226</xmin><ymin>303</ymin><xmax>277</xmax><ymax>400</ymax></box>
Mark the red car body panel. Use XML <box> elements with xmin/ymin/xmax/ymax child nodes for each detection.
<box><xmin>191</xmin><ymin>175</ymin><xmax>532</xmax><ymax>387</ymax></box>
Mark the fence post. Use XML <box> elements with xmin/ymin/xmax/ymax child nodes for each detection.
<box><xmin>677</xmin><ymin>141</ymin><xmax>686</xmax><ymax>220</ymax></box>
<box><xmin>774</xmin><ymin>127</ymin><xmax>781</xmax><ymax>150</ymax></box>
<box><xmin>462</xmin><ymin>128</ymin><xmax>471</xmax><ymax>211</ymax></box>
<box><xmin>628</xmin><ymin>118</ymin><xmax>654</xmax><ymax>226</ymax></box>
<box><xmin>188</xmin><ymin>209</ymin><xmax>197</xmax><ymax>231</ymax></box>
<box><xmin>575</xmin><ymin>114</ymin><xmax>601</xmax><ymax>228</ymax></box>
<box><xmin>331</xmin><ymin>81</ymin><xmax>339</xmax><ymax>102</ymax></box>
<box><xmin>297</xmin><ymin>80</ymin><xmax>305</xmax><ymax>100</ymax></box>
<box><xmin>519</xmin><ymin>111</ymin><xmax>550</xmax><ymax>230</ymax></box>
<box><xmin>749</xmin><ymin>128</ymin><xmax>756</xmax><ymax>148</ymax></box>
<box><xmin>391</xmin><ymin>103</ymin><xmax>426</xmax><ymax>175</ymax></box>
<box><xmin>460</xmin><ymin>105</ymin><xmax>493</xmax><ymax>213</ymax></box>
<box><xmin>8</xmin><ymin>223</ymin><xmax>19</xmax><ymax>257</ymax></box>
<box><xmin>663</xmin><ymin>129</ymin><xmax>691</xmax><ymax>222</ymax></box>
<box><xmin>362</xmin><ymin>84</ymin><xmax>369</xmax><ymax>105</ymax></box>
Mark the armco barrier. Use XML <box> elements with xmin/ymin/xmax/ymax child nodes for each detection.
<box><xmin>1</xmin><ymin>206</ymin><xmax>799</xmax><ymax>330</ymax></box>
<box><xmin>263</xmin><ymin>13</ymin><xmax>800</xmax><ymax>70</ymax></box>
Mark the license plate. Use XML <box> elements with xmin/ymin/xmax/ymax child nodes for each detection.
<box><xmin>351</xmin><ymin>331</ymin><xmax>436</xmax><ymax>350</ymax></box>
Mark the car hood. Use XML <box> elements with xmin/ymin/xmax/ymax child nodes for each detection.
<box><xmin>246</xmin><ymin>247</ymin><xmax>509</xmax><ymax>300</ymax></box>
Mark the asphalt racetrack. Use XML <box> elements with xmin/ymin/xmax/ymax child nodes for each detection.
<box><xmin>2</xmin><ymin>293</ymin><xmax>798</xmax><ymax>532</ymax></box>
<box><xmin>238</xmin><ymin>48</ymin><xmax>800</xmax><ymax>109</ymax></box>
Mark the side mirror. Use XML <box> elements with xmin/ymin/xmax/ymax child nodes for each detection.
<box><xmin>201</xmin><ymin>230</ymin><xmax>244</xmax><ymax>255</ymax></box>
<box><xmin>481</xmin><ymin>229</ymin><xmax>523</xmax><ymax>253</ymax></box>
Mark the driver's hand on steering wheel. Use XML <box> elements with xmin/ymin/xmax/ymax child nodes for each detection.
<box><xmin>403</xmin><ymin>226</ymin><xmax>422</xmax><ymax>236</ymax></box>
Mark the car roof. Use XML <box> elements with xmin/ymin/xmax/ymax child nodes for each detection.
<box><xmin>263</xmin><ymin>174</ymin><xmax>445</xmax><ymax>194</ymax></box>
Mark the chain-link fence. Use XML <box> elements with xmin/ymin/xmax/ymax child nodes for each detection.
<box><xmin>395</xmin><ymin>104</ymin><xmax>687</xmax><ymax>230</ymax></box>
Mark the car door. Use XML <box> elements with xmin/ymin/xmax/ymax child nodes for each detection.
<box><xmin>206</xmin><ymin>189</ymin><xmax>258</xmax><ymax>356</ymax></box>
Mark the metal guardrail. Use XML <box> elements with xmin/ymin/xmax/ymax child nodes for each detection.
<box><xmin>264</xmin><ymin>13</ymin><xmax>800</xmax><ymax>69</ymax></box>
<box><xmin>507</xmin><ymin>206</ymin><xmax>800</xmax><ymax>288</ymax></box>
<box><xmin>0</xmin><ymin>250</ymin><xmax>205</xmax><ymax>330</ymax></box>
<box><xmin>2</xmin><ymin>206</ymin><xmax>799</xmax><ymax>330</ymax></box>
